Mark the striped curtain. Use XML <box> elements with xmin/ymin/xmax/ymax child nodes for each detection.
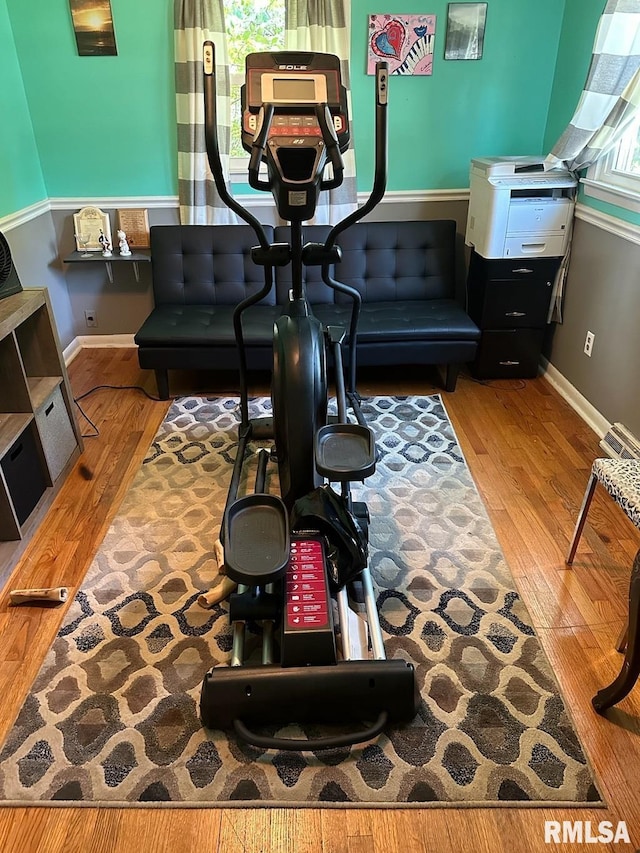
<box><xmin>174</xmin><ymin>0</ymin><xmax>237</xmax><ymax>224</ymax></box>
<box><xmin>545</xmin><ymin>0</ymin><xmax>640</xmax><ymax>322</ymax></box>
<box><xmin>285</xmin><ymin>0</ymin><xmax>357</xmax><ymax>224</ymax></box>
<box><xmin>546</xmin><ymin>0</ymin><xmax>640</xmax><ymax>171</ymax></box>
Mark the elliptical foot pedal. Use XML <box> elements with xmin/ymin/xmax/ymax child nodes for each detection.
<box><xmin>224</xmin><ymin>494</ymin><xmax>289</xmax><ymax>584</ymax></box>
<box><xmin>315</xmin><ymin>424</ymin><xmax>376</xmax><ymax>481</ymax></box>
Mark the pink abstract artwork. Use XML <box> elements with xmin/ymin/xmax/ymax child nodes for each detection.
<box><xmin>367</xmin><ymin>14</ymin><xmax>436</xmax><ymax>76</ymax></box>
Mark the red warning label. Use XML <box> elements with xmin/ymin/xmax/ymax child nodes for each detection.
<box><xmin>285</xmin><ymin>538</ymin><xmax>329</xmax><ymax>629</ymax></box>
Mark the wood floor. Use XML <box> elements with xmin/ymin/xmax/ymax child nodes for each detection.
<box><xmin>0</xmin><ymin>348</ymin><xmax>638</xmax><ymax>852</ymax></box>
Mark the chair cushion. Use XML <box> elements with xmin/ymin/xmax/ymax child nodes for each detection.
<box><xmin>593</xmin><ymin>458</ymin><xmax>640</xmax><ymax>529</ymax></box>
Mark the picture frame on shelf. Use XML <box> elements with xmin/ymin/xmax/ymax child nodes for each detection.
<box><xmin>73</xmin><ymin>207</ymin><xmax>112</xmax><ymax>253</ymax></box>
<box><xmin>117</xmin><ymin>208</ymin><xmax>150</xmax><ymax>249</ymax></box>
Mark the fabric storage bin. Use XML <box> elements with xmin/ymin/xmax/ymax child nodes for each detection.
<box><xmin>35</xmin><ymin>384</ymin><xmax>78</xmax><ymax>482</ymax></box>
<box><xmin>1</xmin><ymin>423</ymin><xmax>47</xmax><ymax>525</ymax></box>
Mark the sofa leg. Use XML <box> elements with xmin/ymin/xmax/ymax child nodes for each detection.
<box><xmin>444</xmin><ymin>364</ymin><xmax>459</xmax><ymax>392</ymax></box>
<box><xmin>155</xmin><ymin>369</ymin><xmax>170</xmax><ymax>400</ymax></box>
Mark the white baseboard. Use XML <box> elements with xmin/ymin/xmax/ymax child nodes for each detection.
<box><xmin>64</xmin><ymin>338</ymin><xmax>611</xmax><ymax>443</ymax></box>
<box><xmin>64</xmin><ymin>334</ymin><xmax>136</xmax><ymax>366</ymax></box>
<box><xmin>540</xmin><ymin>357</ymin><xmax>610</xmax><ymax>439</ymax></box>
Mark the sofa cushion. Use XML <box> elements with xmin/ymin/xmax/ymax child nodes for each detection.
<box><xmin>150</xmin><ymin>224</ymin><xmax>276</xmax><ymax>306</ymax></box>
<box><xmin>312</xmin><ymin>299</ymin><xmax>479</xmax><ymax>343</ymax></box>
<box><xmin>274</xmin><ymin>220</ymin><xmax>457</xmax><ymax>305</ymax></box>
<box><xmin>134</xmin><ymin>303</ymin><xmax>283</xmax><ymax>347</ymax></box>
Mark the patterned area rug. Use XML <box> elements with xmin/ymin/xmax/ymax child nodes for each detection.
<box><xmin>0</xmin><ymin>396</ymin><xmax>602</xmax><ymax>807</ymax></box>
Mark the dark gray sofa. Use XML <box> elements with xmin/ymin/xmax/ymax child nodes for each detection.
<box><xmin>135</xmin><ymin>220</ymin><xmax>480</xmax><ymax>399</ymax></box>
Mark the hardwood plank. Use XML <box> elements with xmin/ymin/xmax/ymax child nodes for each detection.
<box><xmin>0</xmin><ymin>355</ymin><xmax>639</xmax><ymax>852</ymax></box>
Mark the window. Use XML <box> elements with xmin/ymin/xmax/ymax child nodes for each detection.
<box><xmin>582</xmin><ymin>117</ymin><xmax>640</xmax><ymax>213</ymax></box>
<box><xmin>226</xmin><ymin>0</ymin><xmax>285</xmax><ymax>174</ymax></box>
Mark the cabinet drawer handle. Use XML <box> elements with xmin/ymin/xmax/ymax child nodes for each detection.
<box><xmin>512</xmin><ymin>268</ymin><xmax>534</xmax><ymax>274</ymax></box>
<box><xmin>505</xmin><ymin>311</ymin><xmax>526</xmax><ymax>317</ymax></box>
<box><xmin>45</xmin><ymin>402</ymin><xmax>55</xmax><ymax>416</ymax></box>
<box><xmin>499</xmin><ymin>360</ymin><xmax>520</xmax><ymax>366</ymax></box>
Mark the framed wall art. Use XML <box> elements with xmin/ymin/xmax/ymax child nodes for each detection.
<box><xmin>117</xmin><ymin>209</ymin><xmax>150</xmax><ymax>249</ymax></box>
<box><xmin>444</xmin><ymin>3</ymin><xmax>487</xmax><ymax>61</ymax></box>
<box><xmin>73</xmin><ymin>206</ymin><xmax>112</xmax><ymax>253</ymax></box>
<box><xmin>368</xmin><ymin>14</ymin><xmax>437</xmax><ymax>76</ymax></box>
<box><xmin>69</xmin><ymin>0</ymin><xmax>118</xmax><ymax>56</ymax></box>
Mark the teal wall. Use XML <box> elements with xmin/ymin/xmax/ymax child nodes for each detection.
<box><xmin>352</xmin><ymin>0</ymin><xmax>564</xmax><ymax>191</ymax></box>
<box><xmin>0</xmin><ymin>0</ymin><xmax>46</xmax><ymax>217</ymax></box>
<box><xmin>5</xmin><ymin>0</ymin><xmax>567</xmax><ymax>203</ymax></box>
<box><xmin>5</xmin><ymin>0</ymin><xmax>175</xmax><ymax>199</ymax></box>
<box><xmin>3</xmin><ymin>0</ymin><xmax>636</xmax><ymax>224</ymax></box>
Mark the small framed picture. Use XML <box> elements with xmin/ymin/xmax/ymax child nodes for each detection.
<box><xmin>73</xmin><ymin>206</ymin><xmax>112</xmax><ymax>252</ymax></box>
<box><xmin>444</xmin><ymin>3</ymin><xmax>488</xmax><ymax>61</ymax></box>
<box><xmin>117</xmin><ymin>208</ymin><xmax>150</xmax><ymax>249</ymax></box>
<box><xmin>68</xmin><ymin>0</ymin><xmax>117</xmax><ymax>57</ymax></box>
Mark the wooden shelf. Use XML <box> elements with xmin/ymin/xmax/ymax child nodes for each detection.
<box><xmin>0</xmin><ymin>289</ymin><xmax>83</xmax><ymax>586</ymax></box>
<box><xmin>28</xmin><ymin>376</ymin><xmax>63</xmax><ymax>412</ymax></box>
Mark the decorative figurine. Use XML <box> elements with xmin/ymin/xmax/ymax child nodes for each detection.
<box><xmin>117</xmin><ymin>229</ymin><xmax>131</xmax><ymax>256</ymax></box>
<box><xmin>99</xmin><ymin>229</ymin><xmax>112</xmax><ymax>257</ymax></box>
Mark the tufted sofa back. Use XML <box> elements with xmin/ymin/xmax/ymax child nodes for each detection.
<box><xmin>274</xmin><ymin>220</ymin><xmax>457</xmax><ymax>305</ymax></box>
<box><xmin>150</xmin><ymin>224</ymin><xmax>276</xmax><ymax>306</ymax></box>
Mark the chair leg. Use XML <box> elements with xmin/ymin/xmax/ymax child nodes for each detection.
<box><xmin>593</xmin><ymin>548</ymin><xmax>640</xmax><ymax>712</ymax></box>
<box><xmin>615</xmin><ymin>620</ymin><xmax>629</xmax><ymax>654</ymax></box>
<box><xmin>566</xmin><ymin>472</ymin><xmax>598</xmax><ymax>565</ymax></box>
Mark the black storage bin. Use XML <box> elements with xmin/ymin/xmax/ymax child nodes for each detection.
<box><xmin>1</xmin><ymin>424</ymin><xmax>47</xmax><ymax>525</ymax></box>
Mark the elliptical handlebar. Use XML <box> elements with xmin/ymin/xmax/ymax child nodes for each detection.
<box><xmin>323</xmin><ymin>61</ymin><xmax>388</xmax><ymax>252</ymax></box>
<box><xmin>315</xmin><ymin>104</ymin><xmax>344</xmax><ymax>191</ymax></box>
<box><xmin>320</xmin><ymin>61</ymin><xmax>389</xmax><ymax>392</ymax></box>
<box><xmin>203</xmin><ymin>41</ymin><xmax>270</xmax><ymax>251</ymax></box>
<box><xmin>247</xmin><ymin>104</ymin><xmax>274</xmax><ymax>192</ymax></box>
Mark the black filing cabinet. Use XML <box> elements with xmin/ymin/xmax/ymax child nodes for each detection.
<box><xmin>466</xmin><ymin>251</ymin><xmax>561</xmax><ymax>379</ymax></box>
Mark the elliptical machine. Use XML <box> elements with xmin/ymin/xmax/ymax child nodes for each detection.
<box><xmin>199</xmin><ymin>43</ymin><xmax>418</xmax><ymax>750</ymax></box>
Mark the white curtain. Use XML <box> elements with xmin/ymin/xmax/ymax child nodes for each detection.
<box><xmin>174</xmin><ymin>0</ymin><xmax>237</xmax><ymax>224</ymax></box>
<box><xmin>546</xmin><ymin>0</ymin><xmax>640</xmax><ymax>321</ymax></box>
<box><xmin>285</xmin><ymin>0</ymin><xmax>358</xmax><ymax>224</ymax></box>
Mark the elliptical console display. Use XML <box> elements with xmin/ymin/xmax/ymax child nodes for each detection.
<box><xmin>238</xmin><ymin>51</ymin><xmax>351</xmax><ymax>220</ymax></box>
<box><xmin>241</xmin><ymin>51</ymin><xmax>350</xmax><ymax>153</ymax></box>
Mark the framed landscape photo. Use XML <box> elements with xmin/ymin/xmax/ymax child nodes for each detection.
<box><xmin>444</xmin><ymin>3</ymin><xmax>488</xmax><ymax>60</ymax></box>
<box><xmin>69</xmin><ymin>0</ymin><xmax>118</xmax><ymax>56</ymax></box>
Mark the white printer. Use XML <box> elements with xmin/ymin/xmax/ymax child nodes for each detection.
<box><xmin>465</xmin><ymin>156</ymin><xmax>577</xmax><ymax>259</ymax></box>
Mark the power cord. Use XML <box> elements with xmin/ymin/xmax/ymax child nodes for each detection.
<box><xmin>73</xmin><ymin>384</ymin><xmax>164</xmax><ymax>438</ymax></box>
<box><xmin>461</xmin><ymin>373</ymin><xmax>527</xmax><ymax>391</ymax></box>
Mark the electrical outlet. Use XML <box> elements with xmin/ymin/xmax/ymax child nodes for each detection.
<box><xmin>84</xmin><ymin>309</ymin><xmax>97</xmax><ymax>328</ymax></box>
<box><xmin>584</xmin><ymin>330</ymin><xmax>595</xmax><ymax>357</ymax></box>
